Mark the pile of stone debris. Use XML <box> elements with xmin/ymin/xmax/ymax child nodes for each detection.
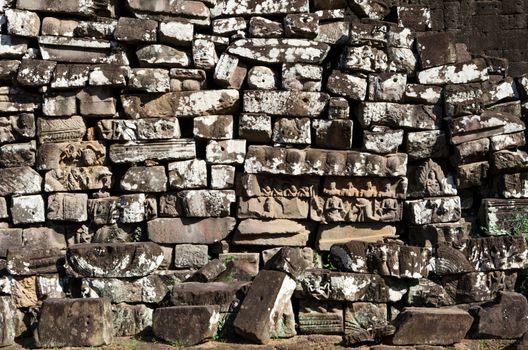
<box><xmin>1</xmin><ymin>0</ymin><xmax>528</xmax><ymax>348</ymax></box>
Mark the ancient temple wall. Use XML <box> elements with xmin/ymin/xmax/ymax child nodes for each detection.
<box><xmin>1</xmin><ymin>0</ymin><xmax>528</xmax><ymax>348</ymax></box>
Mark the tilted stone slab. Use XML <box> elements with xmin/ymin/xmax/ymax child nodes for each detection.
<box><xmin>212</xmin><ymin>0</ymin><xmax>309</xmax><ymax>17</ymax></box>
<box><xmin>35</xmin><ymin>298</ymin><xmax>113</xmax><ymax>348</ymax></box>
<box><xmin>147</xmin><ymin>217</ymin><xmax>236</xmax><ymax>244</ymax></box>
<box><xmin>81</xmin><ymin>275</ymin><xmax>168</xmax><ymax>303</ymax></box>
<box><xmin>243</xmin><ymin>90</ymin><xmax>329</xmax><ymax>117</ymax></box>
<box><xmin>121</xmin><ymin>90</ymin><xmax>239</xmax><ymax>118</ymax></box>
<box><xmin>299</xmin><ymin>269</ymin><xmax>407</xmax><ymax>303</ymax></box>
<box><xmin>0</xmin><ymin>166</ymin><xmax>41</xmax><ymax>196</ymax></box>
<box><xmin>245</xmin><ymin>146</ymin><xmax>408</xmax><ymax>177</ymax></box>
<box><xmin>227</xmin><ymin>39</ymin><xmax>330</xmax><ymax>64</ymax></box>
<box><xmin>391</xmin><ymin>307</ymin><xmax>473</xmax><ymax>345</ymax></box>
<box><xmin>109</xmin><ymin>140</ymin><xmax>196</xmax><ymax>163</ymax></box>
<box><xmin>233</xmin><ymin>270</ymin><xmax>296</xmax><ymax>344</ymax></box>
<box><xmin>66</xmin><ymin>242</ymin><xmax>164</xmax><ymax>278</ymax></box>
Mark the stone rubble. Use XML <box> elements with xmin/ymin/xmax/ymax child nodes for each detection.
<box><xmin>0</xmin><ymin>0</ymin><xmax>528</xmax><ymax>348</ymax></box>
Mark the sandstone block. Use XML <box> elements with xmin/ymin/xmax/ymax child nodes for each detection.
<box><xmin>67</xmin><ymin>242</ymin><xmax>164</xmax><ymax>278</ymax></box>
<box><xmin>120</xmin><ymin>166</ymin><xmax>167</xmax><ymax>193</ymax></box>
<box><xmin>227</xmin><ymin>38</ymin><xmax>330</xmax><ymax>64</ymax></box>
<box><xmin>391</xmin><ymin>307</ymin><xmax>472</xmax><ymax>345</ymax></box>
<box><xmin>82</xmin><ymin>275</ymin><xmax>168</xmax><ymax>304</ymax></box>
<box><xmin>159</xmin><ymin>21</ymin><xmax>194</xmax><ymax>46</ymax></box>
<box><xmin>128</xmin><ymin>68</ymin><xmax>170</xmax><ymax>93</ymax></box>
<box><xmin>35</xmin><ymin>298</ymin><xmax>113</xmax><ymax>348</ymax></box>
<box><xmin>417</xmin><ymin>59</ymin><xmax>489</xmax><ymax>85</ymax></box>
<box><xmin>153</xmin><ymin>306</ymin><xmax>220</xmax><ymax>346</ymax></box>
<box><xmin>17</xmin><ymin>59</ymin><xmax>56</xmax><ymax>86</ymax></box>
<box><xmin>174</xmin><ymin>244</ymin><xmax>209</xmax><ymax>269</ymax></box>
<box><xmin>147</xmin><ymin>217</ymin><xmax>236</xmax><ymax>244</ymax></box>
<box><xmin>5</xmin><ymin>9</ymin><xmax>40</xmax><ymax>37</ymax></box>
<box><xmin>171</xmin><ymin>282</ymin><xmax>249</xmax><ymax>311</ymax></box>
<box><xmin>136</xmin><ymin>45</ymin><xmax>190</xmax><ymax>68</ymax></box>
<box><xmin>11</xmin><ymin>195</ymin><xmax>45</xmax><ymax>224</ymax></box>
<box><xmin>114</xmin><ymin>17</ymin><xmax>157</xmax><ymax>43</ymax></box>
<box><xmin>0</xmin><ymin>296</ymin><xmax>16</xmax><ymax>347</ymax></box>
<box><xmin>233</xmin><ymin>270</ymin><xmax>296</xmax><ymax>344</ymax></box>
<box><xmin>233</xmin><ymin>219</ymin><xmax>312</xmax><ymax>246</ymax></box>
<box><xmin>168</xmin><ymin>159</ymin><xmax>207</xmax><ymax>189</ymax></box>
<box><xmin>47</xmin><ymin>192</ymin><xmax>88</xmax><ymax>222</ymax></box>
<box><xmin>109</xmin><ymin>140</ymin><xmax>196</xmax><ymax>164</ymax></box>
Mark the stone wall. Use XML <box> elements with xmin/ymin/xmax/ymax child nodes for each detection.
<box><xmin>1</xmin><ymin>0</ymin><xmax>528</xmax><ymax>349</ymax></box>
<box><xmin>389</xmin><ymin>0</ymin><xmax>528</xmax><ymax>76</ymax></box>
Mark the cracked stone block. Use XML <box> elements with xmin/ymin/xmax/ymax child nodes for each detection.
<box><xmin>168</xmin><ymin>159</ymin><xmax>207</xmax><ymax>189</ymax></box>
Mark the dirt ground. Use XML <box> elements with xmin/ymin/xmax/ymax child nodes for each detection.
<box><xmin>2</xmin><ymin>336</ymin><xmax>517</xmax><ymax>350</ymax></box>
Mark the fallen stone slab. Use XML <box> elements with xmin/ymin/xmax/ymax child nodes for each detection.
<box><xmin>171</xmin><ymin>282</ymin><xmax>250</xmax><ymax>312</ymax></box>
<box><xmin>35</xmin><ymin>298</ymin><xmax>113</xmax><ymax>348</ymax></box>
<box><xmin>391</xmin><ymin>307</ymin><xmax>473</xmax><ymax>345</ymax></box>
<box><xmin>153</xmin><ymin>306</ymin><xmax>220</xmax><ymax>346</ymax></box>
<box><xmin>233</xmin><ymin>270</ymin><xmax>296</xmax><ymax>344</ymax></box>
<box><xmin>469</xmin><ymin>292</ymin><xmax>528</xmax><ymax>339</ymax></box>
<box><xmin>66</xmin><ymin>242</ymin><xmax>164</xmax><ymax>278</ymax></box>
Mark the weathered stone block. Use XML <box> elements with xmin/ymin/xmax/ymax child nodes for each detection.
<box><xmin>168</xmin><ymin>159</ymin><xmax>207</xmax><ymax>189</ymax></box>
<box><xmin>121</xmin><ymin>166</ymin><xmax>167</xmax><ymax>193</ymax></box>
<box><xmin>0</xmin><ymin>296</ymin><xmax>16</xmax><ymax>347</ymax></box>
<box><xmin>51</xmin><ymin>64</ymin><xmax>91</xmax><ymax>89</ymax></box>
<box><xmin>405</xmin><ymin>197</ymin><xmax>461</xmax><ymax>225</ymax></box>
<box><xmin>416</xmin><ymin>32</ymin><xmax>457</xmax><ymax>69</ymax></box>
<box><xmin>122</xmin><ymin>90</ymin><xmax>239</xmax><ymax>118</ymax></box>
<box><xmin>174</xmin><ymin>244</ymin><xmax>209</xmax><ymax>269</ymax></box>
<box><xmin>109</xmin><ymin>140</ymin><xmax>196</xmax><ymax>164</ymax></box>
<box><xmin>249</xmin><ymin>16</ymin><xmax>283</xmax><ymax>38</ymax></box>
<box><xmin>128</xmin><ymin>68</ymin><xmax>170</xmax><ymax>93</ymax></box>
<box><xmin>227</xmin><ymin>38</ymin><xmax>330</xmax><ymax>64</ymax></box>
<box><xmin>206</xmin><ymin>139</ymin><xmax>246</xmax><ymax>164</ymax></box>
<box><xmin>210</xmin><ymin>165</ymin><xmax>235</xmax><ymax>189</ymax></box>
<box><xmin>272</xmin><ymin>118</ymin><xmax>311</xmax><ymax>145</ymax></box>
<box><xmin>313</xmin><ymin>119</ymin><xmax>353</xmax><ymax>149</ymax></box>
<box><xmin>239</xmin><ymin>114</ymin><xmax>272</xmax><ymax>142</ymax></box>
<box><xmin>0</xmin><ymin>114</ymin><xmax>35</xmax><ymax>144</ymax></box>
<box><xmin>171</xmin><ymin>282</ymin><xmax>249</xmax><ymax>312</ymax></box>
<box><xmin>364</xmin><ymin>127</ymin><xmax>403</xmax><ymax>154</ymax></box>
<box><xmin>368</xmin><ymin>73</ymin><xmax>407</xmax><ymax>102</ymax></box>
<box><xmin>194</xmin><ymin>115</ymin><xmax>233</xmax><ymax>139</ymax></box>
<box><xmin>67</xmin><ymin>242</ymin><xmax>164</xmax><ymax>278</ymax></box>
<box><xmin>137</xmin><ymin>45</ymin><xmax>190</xmax><ymax>68</ymax></box>
<box><xmin>17</xmin><ymin>59</ymin><xmax>57</xmax><ymax>86</ymax></box>
<box><xmin>44</xmin><ymin>166</ymin><xmax>112</xmax><ymax>192</ymax></box>
<box><xmin>35</xmin><ymin>298</ymin><xmax>113</xmax><ymax>348</ymax></box>
<box><xmin>159</xmin><ymin>21</ymin><xmax>194</xmax><ymax>46</ymax></box>
<box><xmin>114</xmin><ymin>17</ymin><xmax>157</xmax><ymax>43</ymax></box>
<box><xmin>82</xmin><ymin>276</ymin><xmax>167</xmax><ymax>303</ymax></box>
<box><xmin>391</xmin><ymin>307</ymin><xmax>472</xmax><ymax>346</ymax></box>
<box><xmin>247</xmin><ymin>66</ymin><xmax>278</xmax><ymax>90</ymax></box>
<box><xmin>316</xmin><ymin>223</ymin><xmax>397</xmax><ymax>251</ymax></box>
<box><xmin>326</xmin><ymin>70</ymin><xmax>367</xmax><ymax>100</ymax></box>
<box><xmin>193</xmin><ymin>39</ymin><xmax>218</xmax><ymax>70</ymax></box>
<box><xmin>112</xmin><ymin>303</ymin><xmax>153</xmax><ymax>337</ymax></box>
<box><xmin>233</xmin><ymin>219</ymin><xmax>311</xmax><ymax>246</ymax></box>
<box><xmin>417</xmin><ymin>59</ymin><xmax>489</xmax><ymax>85</ymax></box>
<box><xmin>153</xmin><ymin>306</ymin><xmax>220</xmax><ymax>346</ymax></box>
<box><xmin>5</xmin><ymin>9</ymin><xmax>40</xmax><ymax>37</ymax></box>
<box><xmin>300</xmin><ymin>270</ymin><xmax>407</xmax><ymax>302</ymax></box>
<box><xmin>11</xmin><ymin>195</ymin><xmax>45</xmax><ymax>224</ymax></box>
<box><xmin>282</xmin><ymin>63</ymin><xmax>322</xmax><ymax>91</ymax></box>
<box><xmin>406</xmin><ymin>132</ymin><xmax>447</xmax><ymax>161</ymax></box>
<box><xmin>47</xmin><ymin>192</ymin><xmax>88</xmax><ymax>222</ymax></box>
<box><xmin>298</xmin><ymin>300</ymin><xmax>344</xmax><ymax>334</ymax></box>
<box><xmin>0</xmin><ymin>141</ymin><xmax>36</xmax><ymax>167</ymax></box>
<box><xmin>147</xmin><ymin>217</ymin><xmax>236</xmax><ymax>244</ymax></box>
<box><xmin>234</xmin><ymin>270</ymin><xmax>296</xmax><ymax>344</ymax></box>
